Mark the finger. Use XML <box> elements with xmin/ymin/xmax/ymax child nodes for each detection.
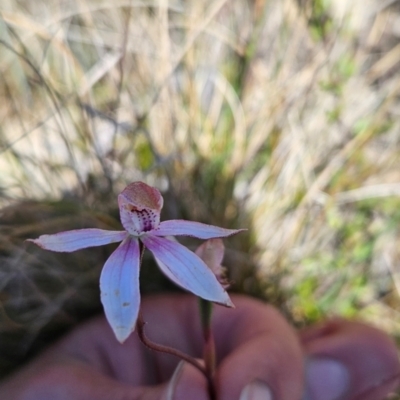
<box><xmin>54</xmin><ymin>294</ymin><xmax>303</xmax><ymax>400</ymax></box>
<box><xmin>0</xmin><ymin>360</ymin><xmax>209</xmax><ymax>400</ymax></box>
<box><xmin>212</xmin><ymin>295</ymin><xmax>304</xmax><ymax>400</ymax></box>
<box><xmin>0</xmin><ymin>362</ymin><xmax>167</xmax><ymax>400</ymax></box>
<box><xmin>43</xmin><ymin>297</ymin><xmax>207</xmax><ymax>391</ymax></box>
<box><xmin>164</xmin><ymin>361</ymin><xmax>208</xmax><ymax>400</ymax></box>
<box><xmin>300</xmin><ymin>318</ymin><xmax>400</xmax><ymax>400</ymax></box>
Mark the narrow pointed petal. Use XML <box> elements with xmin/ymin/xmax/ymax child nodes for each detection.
<box><xmin>27</xmin><ymin>229</ymin><xmax>128</xmax><ymax>252</ymax></box>
<box><xmin>100</xmin><ymin>237</ymin><xmax>140</xmax><ymax>343</ymax></box>
<box><xmin>142</xmin><ymin>235</ymin><xmax>233</xmax><ymax>307</ymax></box>
<box><xmin>150</xmin><ymin>220</ymin><xmax>246</xmax><ymax>239</ymax></box>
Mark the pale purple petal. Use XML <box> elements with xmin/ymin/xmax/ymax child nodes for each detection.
<box><xmin>100</xmin><ymin>237</ymin><xmax>140</xmax><ymax>343</ymax></box>
<box><xmin>27</xmin><ymin>229</ymin><xmax>128</xmax><ymax>252</ymax></box>
<box><xmin>196</xmin><ymin>239</ymin><xmax>230</xmax><ymax>289</ymax></box>
<box><xmin>195</xmin><ymin>238</ymin><xmax>225</xmax><ymax>272</ymax></box>
<box><xmin>141</xmin><ymin>235</ymin><xmax>233</xmax><ymax>307</ymax></box>
<box><xmin>149</xmin><ymin>220</ymin><xmax>245</xmax><ymax>239</ymax></box>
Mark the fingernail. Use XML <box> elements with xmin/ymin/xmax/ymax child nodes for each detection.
<box><xmin>240</xmin><ymin>380</ymin><xmax>274</xmax><ymax>400</ymax></box>
<box><xmin>303</xmin><ymin>358</ymin><xmax>350</xmax><ymax>400</ymax></box>
<box><xmin>164</xmin><ymin>361</ymin><xmax>185</xmax><ymax>400</ymax></box>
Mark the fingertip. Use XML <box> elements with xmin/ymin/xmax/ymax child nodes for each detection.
<box><xmin>302</xmin><ymin>357</ymin><xmax>350</xmax><ymax>400</ymax></box>
<box><xmin>239</xmin><ymin>380</ymin><xmax>274</xmax><ymax>400</ymax></box>
<box><xmin>301</xmin><ymin>319</ymin><xmax>400</xmax><ymax>400</ymax></box>
<box><xmin>216</xmin><ymin>334</ymin><xmax>304</xmax><ymax>400</ymax></box>
<box><xmin>210</xmin><ymin>296</ymin><xmax>305</xmax><ymax>400</ymax></box>
<box><xmin>163</xmin><ymin>361</ymin><xmax>208</xmax><ymax>400</ymax></box>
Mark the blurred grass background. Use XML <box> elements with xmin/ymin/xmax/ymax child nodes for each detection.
<box><xmin>1</xmin><ymin>0</ymin><xmax>400</xmax><ymax>391</ymax></box>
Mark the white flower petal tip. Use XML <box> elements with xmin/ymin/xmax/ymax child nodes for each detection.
<box><xmin>113</xmin><ymin>326</ymin><xmax>135</xmax><ymax>344</ymax></box>
<box><xmin>26</xmin><ymin>238</ymin><xmax>41</xmax><ymax>246</ymax></box>
<box><xmin>217</xmin><ymin>297</ymin><xmax>235</xmax><ymax>308</ymax></box>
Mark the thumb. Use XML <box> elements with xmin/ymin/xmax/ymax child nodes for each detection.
<box><xmin>37</xmin><ymin>361</ymin><xmax>209</xmax><ymax>400</ymax></box>
<box><xmin>301</xmin><ymin>319</ymin><xmax>400</xmax><ymax>400</ymax></box>
<box><xmin>61</xmin><ymin>361</ymin><xmax>208</xmax><ymax>400</ymax></box>
<box><xmin>4</xmin><ymin>362</ymin><xmax>167</xmax><ymax>400</ymax></box>
<box><xmin>0</xmin><ymin>358</ymin><xmax>209</xmax><ymax>400</ymax></box>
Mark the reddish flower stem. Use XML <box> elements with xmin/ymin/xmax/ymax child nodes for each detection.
<box><xmin>136</xmin><ymin>311</ymin><xmax>217</xmax><ymax>400</ymax></box>
<box><xmin>136</xmin><ymin>243</ymin><xmax>216</xmax><ymax>398</ymax></box>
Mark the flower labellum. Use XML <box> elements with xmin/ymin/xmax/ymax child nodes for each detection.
<box><xmin>28</xmin><ymin>182</ymin><xmax>245</xmax><ymax>343</ymax></box>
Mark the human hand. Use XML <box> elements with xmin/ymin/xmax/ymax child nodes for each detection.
<box><xmin>0</xmin><ymin>294</ymin><xmax>398</xmax><ymax>400</ymax></box>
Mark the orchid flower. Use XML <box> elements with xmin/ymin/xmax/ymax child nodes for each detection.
<box><xmin>28</xmin><ymin>182</ymin><xmax>243</xmax><ymax>343</ymax></box>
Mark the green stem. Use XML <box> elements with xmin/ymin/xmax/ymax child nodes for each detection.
<box><xmin>198</xmin><ymin>298</ymin><xmax>216</xmax><ymax>377</ymax></box>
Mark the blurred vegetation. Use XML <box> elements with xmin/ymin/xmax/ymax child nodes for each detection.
<box><xmin>1</xmin><ymin>1</ymin><xmax>400</xmax><ymax>396</ymax></box>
